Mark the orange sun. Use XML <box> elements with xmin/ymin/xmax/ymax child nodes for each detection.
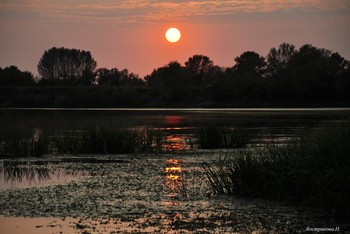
<box><xmin>165</xmin><ymin>28</ymin><xmax>181</xmax><ymax>43</ymax></box>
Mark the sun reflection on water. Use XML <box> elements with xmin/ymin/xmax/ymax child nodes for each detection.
<box><xmin>163</xmin><ymin>134</ymin><xmax>191</xmax><ymax>151</ymax></box>
<box><xmin>164</xmin><ymin>158</ymin><xmax>187</xmax><ymax>201</ymax></box>
<box><xmin>164</xmin><ymin>116</ymin><xmax>183</xmax><ymax>126</ymax></box>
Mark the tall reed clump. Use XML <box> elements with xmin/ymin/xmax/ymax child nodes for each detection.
<box><xmin>53</xmin><ymin>127</ymin><xmax>164</xmax><ymax>154</ymax></box>
<box><xmin>0</xmin><ymin>132</ymin><xmax>49</xmax><ymax>157</ymax></box>
<box><xmin>137</xmin><ymin>128</ymin><xmax>163</xmax><ymax>153</ymax></box>
<box><xmin>53</xmin><ymin>130</ymin><xmax>83</xmax><ymax>155</ymax></box>
<box><xmin>82</xmin><ymin>127</ymin><xmax>139</xmax><ymax>154</ymax></box>
<box><xmin>196</xmin><ymin>127</ymin><xmax>252</xmax><ymax>149</ymax></box>
<box><xmin>203</xmin><ymin>120</ymin><xmax>350</xmax><ymax>219</ymax></box>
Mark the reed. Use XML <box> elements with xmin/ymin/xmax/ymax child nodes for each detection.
<box><xmin>53</xmin><ymin>127</ymin><xmax>165</xmax><ymax>154</ymax></box>
<box><xmin>0</xmin><ymin>132</ymin><xmax>49</xmax><ymax>157</ymax></box>
<box><xmin>202</xmin><ymin>120</ymin><xmax>350</xmax><ymax>219</ymax></box>
<box><xmin>53</xmin><ymin>131</ymin><xmax>82</xmax><ymax>155</ymax></box>
<box><xmin>136</xmin><ymin>128</ymin><xmax>163</xmax><ymax>153</ymax></box>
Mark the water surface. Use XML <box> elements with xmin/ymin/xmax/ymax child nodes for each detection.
<box><xmin>1</xmin><ymin>108</ymin><xmax>349</xmax><ymax>151</ymax></box>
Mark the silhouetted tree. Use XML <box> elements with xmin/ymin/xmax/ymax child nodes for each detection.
<box><xmin>226</xmin><ymin>51</ymin><xmax>266</xmax><ymax>101</ymax></box>
<box><xmin>332</xmin><ymin>53</ymin><xmax>350</xmax><ymax>100</ymax></box>
<box><xmin>185</xmin><ymin>55</ymin><xmax>214</xmax><ymax>86</ymax></box>
<box><xmin>118</xmin><ymin>69</ymin><xmax>144</xmax><ymax>86</ymax></box>
<box><xmin>230</xmin><ymin>51</ymin><xmax>266</xmax><ymax>78</ymax></box>
<box><xmin>97</xmin><ymin>68</ymin><xmax>120</xmax><ymax>85</ymax></box>
<box><xmin>97</xmin><ymin>68</ymin><xmax>144</xmax><ymax>86</ymax></box>
<box><xmin>285</xmin><ymin>44</ymin><xmax>350</xmax><ymax>101</ymax></box>
<box><xmin>77</xmin><ymin>69</ymin><xmax>96</xmax><ymax>86</ymax></box>
<box><xmin>266</xmin><ymin>43</ymin><xmax>296</xmax><ymax>77</ymax></box>
<box><xmin>37</xmin><ymin>47</ymin><xmax>97</xmax><ymax>85</ymax></box>
<box><xmin>0</xmin><ymin>66</ymin><xmax>35</xmax><ymax>86</ymax></box>
<box><xmin>1</xmin><ymin>44</ymin><xmax>349</xmax><ymax>107</ymax></box>
<box><xmin>202</xmin><ymin>65</ymin><xmax>226</xmax><ymax>87</ymax></box>
<box><xmin>145</xmin><ymin>61</ymin><xmax>191</xmax><ymax>102</ymax></box>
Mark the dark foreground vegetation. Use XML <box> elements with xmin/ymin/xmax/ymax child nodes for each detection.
<box><xmin>1</xmin><ymin>119</ymin><xmax>349</xmax><ymax>220</ymax></box>
<box><xmin>0</xmin><ymin>128</ymin><xmax>164</xmax><ymax>157</ymax></box>
<box><xmin>1</xmin><ymin>43</ymin><xmax>349</xmax><ymax>107</ymax></box>
<box><xmin>203</xmin><ymin>120</ymin><xmax>350</xmax><ymax>219</ymax></box>
<box><xmin>0</xmin><ymin>127</ymin><xmax>252</xmax><ymax>157</ymax></box>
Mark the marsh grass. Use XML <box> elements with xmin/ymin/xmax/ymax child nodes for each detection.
<box><xmin>137</xmin><ymin>128</ymin><xmax>163</xmax><ymax>153</ymax></box>
<box><xmin>53</xmin><ymin>131</ymin><xmax>82</xmax><ymax>155</ymax></box>
<box><xmin>81</xmin><ymin>127</ymin><xmax>139</xmax><ymax>154</ymax></box>
<box><xmin>0</xmin><ymin>132</ymin><xmax>49</xmax><ymax>157</ymax></box>
<box><xmin>0</xmin><ymin>161</ymin><xmax>50</xmax><ymax>183</ymax></box>
<box><xmin>203</xmin><ymin>121</ymin><xmax>350</xmax><ymax>219</ymax></box>
<box><xmin>196</xmin><ymin>127</ymin><xmax>252</xmax><ymax>149</ymax></box>
<box><xmin>53</xmin><ymin>127</ymin><xmax>165</xmax><ymax>154</ymax></box>
<box><xmin>1</xmin><ymin>127</ymin><xmax>168</xmax><ymax>157</ymax></box>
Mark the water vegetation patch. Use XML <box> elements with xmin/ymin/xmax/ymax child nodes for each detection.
<box><xmin>0</xmin><ymin>154</ymin><xmax>343</xmax><ymax>232</ymax></box>
<box><xmin>202</xmin><ymin>120</ymin><xmax>350</xmax><ymax>219</ymax></box>
<box><xmin>0</xmin><ymin>128</ymin><xmax>166</xmax><ymax>157</ymax></box>
<box><xmin>54</xmin><ymin>127</ymin><xmax>164</xmax><ymax>154</ymax></box>
<box><xmin>1</xmin><ymin>126</ymin><xmax>256</xmax><ymax>157</ymax></box>
<box><xmin>196</xmin><ymin>127</ymin><xmax>253</xmax><ymax>149</ymax></box>
<box><xmin>0</xmin><ymin>131</ymin><xmax>49</xmax><ymax>158</ymax></box>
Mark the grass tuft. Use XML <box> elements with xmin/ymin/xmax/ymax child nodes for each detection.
<box><xmin>0</xmin><ymin>132</ymin><xmax>49</xmax><ymax>157</ymax></box>
<box><xmin>53</xmin><ymin>127</ymin><xmax>165</xmax><ymax>154</ymax></box>
<box><xmin>202</xmin><ymin>120</ymin><xmax>350</xmax><ymax>219</ymax></box>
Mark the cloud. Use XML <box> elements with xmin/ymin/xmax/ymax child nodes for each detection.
<box><xmin>0</xmin><ymin>0</ymin><xmax>349</xmax><ymax>25</ymax></box>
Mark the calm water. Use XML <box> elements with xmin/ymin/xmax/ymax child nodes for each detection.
<box><xmin>1</xmin><ymin>108</ymin><xmax>349</xmax><ymax>231</ymax></box>
<box><xmin>0</xmin><ymin>160</ymin><xmax>87</xmax><ymax>190</ymax></box>
<box><xmin>1</xmin><ymin>108</ymin><xmax>349</xmax><ymax>146</ymax></box>
<box><xmin>1</xmin><ymin>108</ymin><xmax>349</xmax><ymax>188</ymax></box>
<box><xmin>0</xmin><ymin>154</ymin><xmax>344</xmax><ymax>232</ymax></box>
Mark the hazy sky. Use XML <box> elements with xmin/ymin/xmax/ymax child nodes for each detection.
<box><xmin>1</xmin><ymin>0</ymin><xmax>349</xmax><ymax>77</ymax></box>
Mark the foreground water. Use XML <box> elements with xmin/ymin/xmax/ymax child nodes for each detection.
<box><xmin>0</xmin><ymin>153</ymin><xmax>348</xmax><ymax>233</ymax></box>
<box><xmin>1</xmin><ymin>108</ymin><xmax>350</xmax><ymax>232</ymax></box>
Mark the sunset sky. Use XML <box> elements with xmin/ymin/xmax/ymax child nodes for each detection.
<box><xmin>0</xmin><ymin>0</ymin><xmax>349</xmax><ymax>77</ymax></box>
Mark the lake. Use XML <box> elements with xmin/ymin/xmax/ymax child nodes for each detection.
<box><xmin>1</xmin><ymin>108</ymin><xmax>349</xmax><ymax>150</ymax></box>
<box><xmin>0</xmin><ymin>108</ymin><xmax>349</xmax><ymax>232</ymax></box>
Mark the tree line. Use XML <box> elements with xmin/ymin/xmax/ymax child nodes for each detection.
<box><xmin>0</xmin><ymin>43</ymin><xmax>349</xmax><ymax>107</ymax></box>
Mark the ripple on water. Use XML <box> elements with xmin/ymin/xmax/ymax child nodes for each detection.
<box><xmin>0</xmin><ymin>160</ymin><xmax>87</xmax><ymax>190</ymax></box>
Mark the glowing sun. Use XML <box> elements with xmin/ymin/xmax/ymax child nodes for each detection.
<box><xmin>165</xmin><ymin>28</ymin><xmax>181</xmax><ymax>43</ymax></box>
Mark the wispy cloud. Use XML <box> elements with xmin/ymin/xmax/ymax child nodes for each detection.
<box><xmin>1</xmin><ymin>0</ymin><xmax>349</xmax><ymax>25</ymax></box>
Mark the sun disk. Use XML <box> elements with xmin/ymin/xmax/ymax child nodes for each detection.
<box><xmin>165</xmin><ymin>28</ymin><xmax>181</xmax><ymax>43</ymax></box>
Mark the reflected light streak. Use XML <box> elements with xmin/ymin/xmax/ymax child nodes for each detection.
<box><xmin>163</xmin><ymin>134</ymin><xmax>189</xmax><ymax>151</ymax></box>
<box><xmin>165</xmin><ymin>167</ymin><xmax>182</xmax><ymax>173</ymax></box>
<box><xmin>164</xmin><ymin>116</ymin><xmax>182</xmax><ymax>126</ymax></box>
<box><xmin>164</xmin><ymin>158</ymin><xmax>185</xmax><ymax>197</ymax></box>
<box><xmin>166</xmin><ymin>159</ymin><xmax>179</xmax><ymax>165</ymax></box>
<box><xmin>166</xmin><ymin>174</ymin><xmax>180</xmax><ymax>180</ymax></box>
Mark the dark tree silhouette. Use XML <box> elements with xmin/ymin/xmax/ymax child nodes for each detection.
<box><xmin>145</xmin><ymin>61</ymin><xmax>191</xmax><ymax>102</ymax></box>
<box><xmin>230</xmin><ymin>51</ymin><xmax>266</xmax><ymax>78</ymax></box>
<box><xmin>266</xmin><ymin>43</ymin><xmax>296</xmax><ymax>76</ymax></box>
<box><xmin>1</xmin><ymin>43</ymin><xmax>349</xmax><ymax>107</ymax></box>
<box><xmin>225</xmin><ymin>51</ymin><xmax>267</xmax><ymax>101</ymax></box>
<box><xmin>37</xmin><ymin>47</ymin><xmax>97</xmax><ymax>85</ymax></box>
<box><xmin>146</xmin><ymin>61</ymin><xmax>189</xmax><ymax>87</ymax></box>
<box><xmin>202</xmin><ymin>65</ymin><xmax>226</xmax><ymax>87</ymax></box>
<box><xmin>0</xmin><ymin>66</ymin><xmax>35</xmax><ymax>86</ymax></box>
<box><xmin>185</xmin><ymin>55</ymin><xmax>214</xmax><ymax>86</ymax></box>
<box><xmin>96</xmin><ymin>68</ymin><xmax>144</xmax><ymax>86</ymax></box>
<box><xmin>286</xmin><ymin>44</ymin><xmax>349</xmax><ymax>101</ymax></box>
<box><xmin>117</xmin><ymin>69</ymin><xmax>144</xmax><ymax>86</ymax></box>
<box><xmin>97</xmin><ymin>68</ymin><xmax>120</xmax><ymax>86</ymax></box>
